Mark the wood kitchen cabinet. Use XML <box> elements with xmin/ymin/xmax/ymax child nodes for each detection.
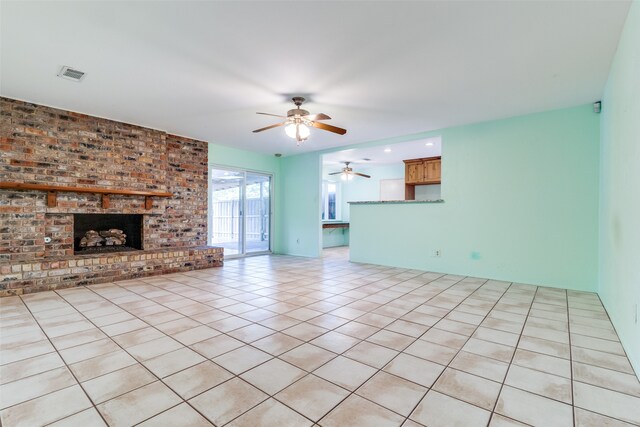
<box><xmin>423</xmin><ymin>158</ymin><xmax>441</xmax><ymax>183</ymax></box>
<box><xmin>403</xmin><ymin>156</ymin><xmax>441</xmax><ymax>200</ymax></box>
<box><xmin>404</xmin><ymin>160</ymin><xmax>424</xmax><ymax>184</ymax></box>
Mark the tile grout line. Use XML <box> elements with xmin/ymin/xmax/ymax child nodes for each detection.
<box><xmin>567</xmin><ymin>290</ymin><xmax>576</xmax><ymax>427</ymax></box>
<box><xmin>486</xmin><ymin>284</ymin><xmax>539</xmax><ymax>425</ymax></box>
<box><xmin>71</xmin><ymin>284</ymin><xmax>239</xmax><ymax>426</ymax></box>
<box><xmin>55</xmin><ymin>264</ymin><xmax>437</xmax><ymax>425</ymax></box>
<box><xmin>13</xmin><ymin>294</ymin><xmax>112</xmax><ymax>427</ymax></box>
<box><xmin>48</xmin><ymin>287</ymin><xmax>212</xmax><ymax>425</ymax></box>
<box><xmin>566</xmin><ymin>293</ymin><xmax>640</xmax><ymax>426</ymax></box>
<box><xmin>392</xmin><ymin>278</ymin><xmax>517</xmax><ymax>426</ymax></box>
<box><xmin>217</xmin><ymin>272</ymin><xmax>467</xmax><ymax>426</ymax></box>
<box><xmin>208</xmin><ymin>272</ymin><xmax>466</xmax><ymax>426</ymax></box>
<box><xmin>312</xmin><ymin>276</ymin><xmax>501</xmax><ymax>425</ymax></box>
<box><xmin>3</xmin><ymin>252</ymin><xmax>638</xmax><ymax>426</ymax></box>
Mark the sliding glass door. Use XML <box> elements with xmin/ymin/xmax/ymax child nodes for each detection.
<box><xmin>209</xmin><ymin>169</ymin><xmax>244</xmax><ymax>255</ymax></box>
<box><xmin>245</xmin><ymin>172</ymin><xmax>271</xmax><ymax>254</ymax></box>
<box><xmin>209</xmin><ymin>167</ymin><xmax>272</xmax><ymax>257</ymax></box>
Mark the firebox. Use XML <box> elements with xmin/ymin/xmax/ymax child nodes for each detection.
<box><xmin>73</xmin><ymin>214</ymin><xmax>143</xmax><ymax>254</ymax></box>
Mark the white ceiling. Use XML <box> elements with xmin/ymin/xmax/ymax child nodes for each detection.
<box><xmin>0</xmin><ymin>1</ymin><xmax>630</xmax><ymax>156</ymax></box>
<box><xmin>323</xmin><ymin>137</ymin><xmax>442</xmax><ymax>167</ymax></box>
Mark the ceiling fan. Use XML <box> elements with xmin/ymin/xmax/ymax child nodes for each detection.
<box><xmin>253</xmin><ymin>97</ymin><xmax>347</xmax><ymax>144</ymax></box>
<box><xmin>329</xmin><ymin>162</ymin><xmax>371</xmax><ymax>180</ymax></box>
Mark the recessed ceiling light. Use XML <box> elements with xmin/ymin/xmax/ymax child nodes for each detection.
<box><xmin>384</xmin><ymin>148</ymin><xmax>391</xmax><ymax>153</ymax></box>
<box><xmin>426</xmin><ymin>142</ymin><xmax>434</xmax><ymax>147</ymax></box>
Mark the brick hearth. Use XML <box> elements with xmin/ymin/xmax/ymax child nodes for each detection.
<box><xmin>0</xmin><ymin>97</ymin><xmax>223</xmax><ymax>296</ymax></box>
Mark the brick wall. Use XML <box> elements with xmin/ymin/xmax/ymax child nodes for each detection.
<box><xmin>155</xmin><ymin>134</ymin><xmax>209</xmax><ymax>248</ymax></box>
<box><xmin>0</xmin><ymin>97</ymin><xmax>221</xmax><ymax>295</ymax></box>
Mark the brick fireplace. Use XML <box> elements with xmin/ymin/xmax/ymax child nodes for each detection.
<box><xmin>0</xmin><ymin>97</ymin><xmax>223</xmax><ymax>296</ymax></box>
<box><xmin>73</xmin><ymin>213</ymin><xmax>143</xmax><ymax>253</ymax></box>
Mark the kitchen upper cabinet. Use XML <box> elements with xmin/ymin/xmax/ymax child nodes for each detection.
<box><xmin>403</xmin><ymin>156</ymin><xmax>441</xmax><ymax>200</ymax></box>
<box><xmin>405</xmin><ymin>160</ymin><xmax>424</xmax><ymax>184</ymax></box>
<box><xmin>404</xmin><ymin>156</ymin><xmax>441</xmax><ymax>185</ymax></box>
<box><xmin>423</xmin><ymin>158</ymin><xmax>441</xmax><ymax>183</ymax></box>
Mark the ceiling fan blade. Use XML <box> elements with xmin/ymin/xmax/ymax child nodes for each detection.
<box><xmin>252</xmin><ymin>122</ymin><xmax>285</xmax><ymax>133</ymax></box>
<box><xmin>303</xmin><ymin>113</ymin><xmax>331</xmax><ymax>121</ymax></box>
<box><xmin>328</xmin><ymin>172</ymin><xmax>343</xmax><ymax>175</ymax></box>
<box><xmin>353</xmin><ymin>172</ymin><xmax>371</xmax><ymax>178</ymax></box>
<box><xmin>309</xmin><ymin>121</ymin><xmax>347</xmax><ymax>135</ymax></box>
<box><xmin>256</xmin><ymin>112</ymin><xmax>286</xmax><ymax>118</ymax></box>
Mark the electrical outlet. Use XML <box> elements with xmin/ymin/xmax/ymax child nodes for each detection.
<box><xmin>430</xmin><ymin>249</ymin><xmax>441</xmax><ymax>258</ymax></box>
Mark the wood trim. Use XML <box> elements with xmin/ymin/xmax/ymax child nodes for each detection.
<box><xmin>47</xmin><ymin>191</ymin><xmax>57</xmax><ymax>208</ymax></box>
<box><xmin>0</xmin><ymin>182</ymin><xmax>171</xmax><ymax>209</ymax></box>
<box><xmin>403</xmin><ymin>155</ymin><xmax>441</xmax><ymax>163</ymax></box>
<box><xmin>405</xmin><ymin>184</ymin><xmax>415</xmax><ymax>201</ymax></box>
<box><xmin>322</xmin><ymin>223</ymin><xmax>349</xmax><ymax>229</ymax></box>
<box><xmin>0</xmin><ymin>182</ymin><xmax>172</xmax><ymax>197</ymax></box>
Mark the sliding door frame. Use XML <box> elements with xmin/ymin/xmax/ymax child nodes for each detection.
<box><xmin>208</xmin><ymin>164</ymin><xmax>273</xmax><ymax>258</ymax></box>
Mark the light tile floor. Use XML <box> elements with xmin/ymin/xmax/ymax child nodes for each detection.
<box><xmin>1</xmin><ymin>248</ymin><xmax>639</xmax><ymax>426</ymax></box>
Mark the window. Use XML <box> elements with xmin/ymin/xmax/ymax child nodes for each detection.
<box><xmin>322</xmin><ymin>180</ymin><xmax>340</xmax><ymax>221</ymax></box>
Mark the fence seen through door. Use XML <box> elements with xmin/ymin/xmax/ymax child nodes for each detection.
<box><xmin>211</xmin><ymin>197</ymin><xmax>269</xmax><ymax>248</ymax></box>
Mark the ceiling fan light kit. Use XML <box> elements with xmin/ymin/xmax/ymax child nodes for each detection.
<box><xmin>284</xmin><ymin>122</ymin><xmax>310</xmax><ymax>140</ymax></box>
<box><xmin>253</xmin><ymin>97</ymin><xmax>347</xmax><ymax>145</ymax></box>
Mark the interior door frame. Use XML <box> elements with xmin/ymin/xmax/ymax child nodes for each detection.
<box><xmin>208</xmin><ymin>164</ymin><xmax>273</xmax><ymax>258</ymax></box>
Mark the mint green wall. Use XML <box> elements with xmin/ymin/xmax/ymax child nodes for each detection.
<box><xmin>208</xmin><ymin>143</ymin><xmax>281</xmax><ymax>175</ymax></box>
<box><xmin>208</xmin><ymin>143</ymin><xmax>283</xmax><ymax>252</ymax></box>
<box><xmin>322</xmin><ymin>228</ymin><xmax>349</xmax><ymax>248</ymax></box>
<box><xmin>599</xmin><ymin>0</ymin><xmax>640</xmax><ymax>374</ymax></box>
<box><xmin>350</xmin><ymin>105</ymin><xmax>600</xmax><ymax>291</ymax></box>
<box><xmin>279</xmin><ymin>152</ymin><xmax>322</xmax><ymax>257</ymax></box>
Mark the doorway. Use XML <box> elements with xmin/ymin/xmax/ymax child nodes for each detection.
<box><xmin>209</xmin><ymin>167</ymin><xmax>272</xmax><ymax>257</ymax></box>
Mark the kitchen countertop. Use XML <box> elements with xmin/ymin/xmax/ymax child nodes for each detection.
<box><xmin>348</xmin><ymin>199</ymin><xmax>444</xmax><ymax>205</ymax></box>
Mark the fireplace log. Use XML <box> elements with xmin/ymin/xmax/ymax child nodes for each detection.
<box><xmin>99</xmin><ymin>229</ymin><xmax>125</xmax><ymax>237</ymax></box>
<box><xmin>80</xmin><ymin>229</ymin><xmax>127</xmax><ymax>248</ymax></box>
<box><xmin>80</xmin><ymin>230</ymin><xmax>104</xmax><ymax>247</ymax></box>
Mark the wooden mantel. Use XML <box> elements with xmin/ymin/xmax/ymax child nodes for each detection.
<box><xmin>0</xmin><ymin>182</ymin><xmax>172</xmax><ymax>210</ymax></box>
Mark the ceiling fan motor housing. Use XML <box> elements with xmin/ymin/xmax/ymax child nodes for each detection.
<box><xmin>287</xmin><ymin>108</ymin><xmax>310</xmax><ymax>117</ymax></box>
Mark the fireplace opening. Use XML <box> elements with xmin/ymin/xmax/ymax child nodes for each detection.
<box><xmin>74</xmin><ymin>214</ymin><xmax>143</xmax><ymax>254</ymax></box>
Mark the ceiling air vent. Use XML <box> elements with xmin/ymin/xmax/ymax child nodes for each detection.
<box><xmin>57</xmin><ymin>66</ymin><xmax>86</xmax><ymax>82</ymax></box>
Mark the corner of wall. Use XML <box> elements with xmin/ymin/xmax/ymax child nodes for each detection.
<box><xmin>597</xmin><ymin>0</ymin><xmax>640</xmax><ymax>375</ymax></box>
